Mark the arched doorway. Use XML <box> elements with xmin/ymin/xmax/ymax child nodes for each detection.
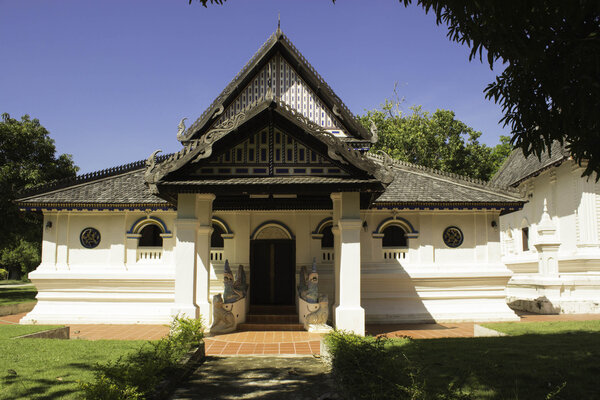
<box><xmin>250</xmin><ymin>222</ymin><xmax>295</xmax><ymax>305</ymax></box>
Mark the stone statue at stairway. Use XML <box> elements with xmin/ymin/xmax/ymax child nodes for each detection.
<box><xmin>233</xmin><ymin>264</ymin><xmax>248</xmax><ymax>298</ymax></box>
<box><xmin>305</xmin><ymin>294</ymin><xmax>329</xmax><ymax>328</ymax></box>
<box><xmin>299</xmin><ymin>259</ymin><xmax>319</xmax><ymax>304</ymax></box>
<box><xmin>210</xmin><ymin>293</ymin><xmax>236</xmax><ymax>334</ymax></box>
<box><xmin>297</xmin><ymin>265</ymin><xmax>308</xmax><ymax>298</ymax></box>
<box><xmin>223</xmin><ymin>260</ymin><xmax>243</xmax><ymax>303</ymax></box>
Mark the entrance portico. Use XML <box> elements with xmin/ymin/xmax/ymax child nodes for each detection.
<box><xmin>170</xmin><ymin>190</ymin><xmax>368</xmax><ymax>334</ymax></box>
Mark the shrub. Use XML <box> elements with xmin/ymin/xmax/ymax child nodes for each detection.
<box><xmin>81</xmin><ymin>315</ymin><xmax>204</xmax><ymax>399</ymax></box>
<box><xmin>324</xmin><ymin>331</ymin><xmax>472</xmax><ymax>400</ymax></box>
<box><xmin>0</xmin><ymin>268</ymin><xmax>8</xmax><ymax>280</ymax></box>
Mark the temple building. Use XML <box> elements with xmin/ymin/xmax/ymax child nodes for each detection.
<box><xmin>16</xmin><ymin>29</ymin><xmax>525</xmax><ymax>334</ymax></box>
<box><xmin>492</xmin><ymin>142</ymin><xmax>600</xmax><ymax>314</ymax></box>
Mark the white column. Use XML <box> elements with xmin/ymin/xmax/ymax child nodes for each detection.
<box><xmin>172</xmin><ymin>194</ymin><xmax>199</xmax><ymax>319</ymax></box>
<box><xmin>55</xmin><ymin>212</ymin><xmax>70</xmax><ymax>271</ymax></box>
<box><xmin>39</xmin><ymin>212</ymin><xmax>58</xmax><ymax>271</ymax></box>
<box><xmin>332</xmin><ymin>192</ymin><xmax>365</xmax><ymax>335</ymax></box>
<box><xmin>195</xmin><ymin>194</ymin><xmax>215</xmax><ymax>324</ymax></box>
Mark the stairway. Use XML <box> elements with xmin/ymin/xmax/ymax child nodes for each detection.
<box><xmin>237</xmin><ymin>305</ymin><xmax>305</xmax><ymax>331</ymax></box>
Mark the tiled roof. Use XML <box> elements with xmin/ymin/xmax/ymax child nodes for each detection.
<box><xmin>16</xmin><ymin>168</ymin><xmax>169</xmax><ymax>206</ymax></box>
<box><xmin>490</xmin><ymin>141</ymin><xmax>570</xmax><ymax>187</ymax></box>
<box><xmin>17</xmin><ymin>155</ymin><xmax>523</xmax><ymax>208</ymax></box>
<box><xmin>369</xmin><ymin>154</ymin><xmax>523</xmax><ymax>204</ymax></box>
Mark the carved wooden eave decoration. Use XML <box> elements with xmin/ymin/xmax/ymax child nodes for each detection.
<box><xmin>144</xmin><ymin>95</ymin><xmax>393</xmax><ymax>194</ymax></box>
<box><xmin>178</xmin><ymin>28</ymin><xmax>374</xmax><ymax>144</ymax></box>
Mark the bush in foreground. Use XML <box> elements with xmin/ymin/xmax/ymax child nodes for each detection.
<box><xmin>324</xmin><ymin>331</ymin><xmax>471</xmax><ymax>400</ymax></box>
<box><xmin>80</xmin><ymin>315</ymin><xmax>204</xmax><ymax>400</ymax></box>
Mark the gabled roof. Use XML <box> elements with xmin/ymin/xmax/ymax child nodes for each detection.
<box><xmin>145</xmin><ymin>95</ymin><xmax>393</xmax><ymax>195</ymax></box>
<box><xmin>490</xmin><ymin>141</ymin><xmax>570</xmax><ymax>187</ymax></box>
<box><xmin>179</xmin><ymin>28</ymin><xmax>373</xmax><ymax>143</ymax></box>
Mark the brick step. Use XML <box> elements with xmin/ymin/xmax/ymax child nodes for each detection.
<box><xmin>246</xmin><ymin>314</ymin><xmax>299</xmax><ymax>324</ymax></box>
<box><xmin>237</xmin><ymin>323</ymin><xmax>305</xmax><ymax>331</ymax></box>
<box><xmin>249</xmin><ymin>305</ymin><xmax>296</xmax><ymax>315</ymax></box>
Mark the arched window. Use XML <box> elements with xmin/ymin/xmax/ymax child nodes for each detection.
<box><xmin>139</xmin><ymin>224</ymin><xmax>163</xmax><ymax>247</ymax></box>
<box><xmin>382</xmin><ymin>225</ymin><xmax>407</xmax><ymax>248</ymax></box>
<box><xmin>211</xmin><ymin>224</ymin><xmax>225</xmax><ymax>248</ymax></box>
<box><xmin>321</xmin><ymin>225</ymin><xmax>334</xmax><ymax>249</ymax></box>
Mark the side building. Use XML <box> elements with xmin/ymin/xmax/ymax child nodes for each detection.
<box><xmin>492</xmin><ymin>142</ymin><xmax>600</xmax><ymax>314</ymax></box>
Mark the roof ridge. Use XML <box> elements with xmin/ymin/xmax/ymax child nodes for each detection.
<box><xmin>18</xmin><ymin>154</ymin><xmax>172</xmax><ymax>198</ymax></box>
<box><xmin>367</xmin><ymin>153</ymin><xmax>521</xmax><ymax>196</ymax></box>
<box><xmin>184</xmin><ymin>32</ymin><xmax>279</xmax><ymax>139</ymax></box>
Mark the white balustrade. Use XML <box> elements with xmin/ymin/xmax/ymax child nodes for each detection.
<box><xmin>210</xmin><ymin>249</ymin><xmax>225</xmax><ymax>263</ymax></box>
<box><xmin>321</xmin><ymin>249</ymin><xmax>334</xmax><ymax>263</ymax></box>
<box><xmin>383</xmin><ymin>248</ymin><xmax>408</xmax><ymax>261</ymax></box>
<box><xmin>136</xmin><ymin>247</ymin><xmax>163</xmax><ymax>262</ymax></box>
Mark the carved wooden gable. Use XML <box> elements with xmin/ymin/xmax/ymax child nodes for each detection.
<box><xmin>213</xmin><ymin>54</ymin><xmax>349</xmax><ymax>139</ymax></box>
<box><xmin>189</xmin><ymin>127</ymin><xmax>349</xmax><ymax>177</ymax></box>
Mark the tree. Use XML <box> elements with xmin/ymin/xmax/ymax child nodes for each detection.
<box><xmin>361</xmin><ymin>101</ymin><xmax>510</xmax><ymax>181</ymax></box>
<box><xmin>193</xmin><ymin>1</ymin><xmax>600</xmax><ymax>177</ymax></box>
<box><xmin>0</xmin><ymin>113</ymin><xmax>78</xmax><ymax>279</ymax></box>
<box><xmin>400</xmin><ymin>1</ymin><xmax>600</xmax><ymax>178</ymax></box>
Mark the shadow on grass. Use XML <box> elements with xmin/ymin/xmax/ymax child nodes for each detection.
<box><xmin>1</xmin><ymin>364</ymin><xmax>89</xmax><ymax>399</ymax></box>
<box><xmin>391</xmin><ymin>332</ymin><xmax>600</xmax><ymax>399</ymax></box>
<box><xmin>173</xmin><ymin>356</ymin><xmax>335</xmax><ymax>399</ymax></box>
<box><xmin>0</xmin><ymin>287</ymin><xmax>37</xmax><ymax>305</ymax></box>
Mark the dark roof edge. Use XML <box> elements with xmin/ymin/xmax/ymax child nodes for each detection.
<box><xmin>372</xmin><ymin>201</ymin><xmax>524</xmax><ymax>209</ymax></box>
<box><xmin>16</xmin><ymin>154</ymin><xmax>172</xmax><ymax>200</ymax></box>
<box><xmin>509</xmin><ymin>156</ymin><xmax>570</xmax><ymax>187</ymax></box>
<box><xmin>17</xmin><ymin>202</ymin><xmax>175</xmax><ymax>211</ymax></box>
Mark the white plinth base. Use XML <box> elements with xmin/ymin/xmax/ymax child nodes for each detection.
<box><xmin>334</xmin><ymin>306</ymin><xmax>365</xmax><ymax>335</ymax></box>
<box><xmin>307</xmin><ymin>323</ymin><xmax>333</xmax><ymax>333</ymax></box>
<box><xmin>507</xmin><ymin>273</ymin><xmax>600</xmax><ymax>314</ymax></box>
<box><xmin>171</xmin><ymin>304</ymin><xmax>199</xmax><ymax>320</ymax></box>
<box><xmin>364</xmin><ymin>298</ymin><xmax>520</xmax><ymax>323</ymax></box>
<box><xmin>22</xmin><ymin>301</ymin><xmax>175</xmax><ymax>325</ymax></box>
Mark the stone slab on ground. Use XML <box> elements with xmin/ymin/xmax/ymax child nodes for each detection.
<box><xmin>170</xmin><ymin>356</ymin><xmax>337</xmax><ymax>400</ymax></box>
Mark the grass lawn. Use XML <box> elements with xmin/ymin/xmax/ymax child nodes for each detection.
<box><xmin>0</xmin><ymin>286</ymin><xmax>37</xmax><ymax>306</ymax></box>
<box><xmin>0</xmin><ymin>325</ymin><xmax>148</xmax><ymax>399</ymax></box>
<box><xmin>481</xmin><ymin>319</ymin><xmax>600</xmax><ymax>335</ymax></box>
<box><xmin>328</xmin><ymin>320</ymin><xmax>600</xmax><ymax>399</ymax></box>
<box><xmin>404</xmin><ymin>333</ymin><xmax>600</xmax><ymax>399</ymax></box>
<box><xmin>0</xmin><ymin>280</ymin><xmax>31</xmax><ymax>286</ymax></box>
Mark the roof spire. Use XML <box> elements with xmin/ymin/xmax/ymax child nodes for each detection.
<box><xmin>277</xmin><ymin>13</ymin><xmax>281</xmax><ymax>33</ymax></box>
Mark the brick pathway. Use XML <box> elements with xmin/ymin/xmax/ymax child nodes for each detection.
<box><xmin>366</xmin><ymin>322</ymin><xmax>475</xmax><ymax>339</ymax></box>
<box><xmin>204</xmin><ymin>331</ymin><xmax>322</xmax><ymax>356</ymax></box>
<box><xmin>3</xmin><ymin>311</ymin><xmax>600</xmax><ymax>357</ymax></box>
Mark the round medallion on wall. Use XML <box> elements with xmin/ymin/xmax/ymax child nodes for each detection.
<box><xmin>443</xmin><ymin>226</ymin><xmax>463</xmax><ymax>248</ymax></box>
<box><xmin>80</xmin><ymin>227</ymin><xmax>101</xmax><ymax>248</ymax></box>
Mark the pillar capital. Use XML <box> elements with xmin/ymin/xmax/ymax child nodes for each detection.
<box><xmin>338</xmin><ymin>218</ymin><xmax>363</xmax><ymax>230</ymax></box>
<box><xmin>196</xmin><ymin>193</ymin><xmax>216</xmax><ymax>201</ymax></box>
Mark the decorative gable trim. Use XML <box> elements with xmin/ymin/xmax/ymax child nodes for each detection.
<box><xmin>179</xmin><ymin>29</ymin><xmax>373</xmax><ymax>143</ymax></box>
<box><xmin>144</xmin><ymin>96</ymin><xmax>393</xmax><ymax>193</ymax></box>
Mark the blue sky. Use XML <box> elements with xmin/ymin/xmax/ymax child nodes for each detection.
<box><xmin>1</xmin><ymin>0</ymin><xmax>509</xmax><ymax>174</ymax></box>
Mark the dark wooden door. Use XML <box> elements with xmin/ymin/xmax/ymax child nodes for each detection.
<box><xmin>250</xmin><ymin>240</ymin><xmax>295</xmax><ymax>305</ymax></box>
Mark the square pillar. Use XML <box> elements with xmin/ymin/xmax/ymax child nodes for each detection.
<box><xmin>195</xmin><ymin>194</ymin><xmax>215</xmax><ymax>324</ymax></box>
<box><xmin>331</xmin><ymin>192</ymin><xmax>365</xmax><ymax>335</ymax></box>
<box><xmin>172</xmin><ymin>194</ymin><xmax>197</xmax><ymax>318</ymax></box>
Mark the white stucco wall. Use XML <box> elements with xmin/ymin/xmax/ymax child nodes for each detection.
<box><xmin>499</xmin><ymin>160</ymin><xmax>600</xmax><ymax>313</ymax></box>
<box><xmin>23</xmin><ymin>205</ymin><xmax>518</xmax><ymax>325</ymax></box>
